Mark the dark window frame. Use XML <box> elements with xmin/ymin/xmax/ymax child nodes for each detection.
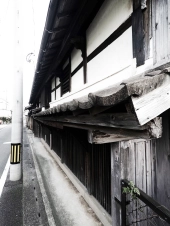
<box><xmin>51</xmin><ymin>76</ymin><xmax>61</xmax><ymax>101</ymax></box>
<box><xmin>61</xmin><ymin>56</ymin><xmax>71</xmax><ymax>97</ymax></box>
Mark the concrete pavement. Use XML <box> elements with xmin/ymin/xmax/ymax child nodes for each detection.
<box><xmin>0</xmin><ymin>126</ymin><xmax>104</xmax><ymax>226</ymax></box>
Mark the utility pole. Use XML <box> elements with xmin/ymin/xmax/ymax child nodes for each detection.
<box><xmin>10</xmin><ymin>0</ymin><xmax>23</xmax><ymax>181</ymax></box>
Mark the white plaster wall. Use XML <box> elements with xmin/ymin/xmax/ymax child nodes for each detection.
<box><xmin>51</xmin><ymin>91</ymin><xmax>55</xmax><ymax>102</ymax></box>
<box><xmin>86</xmin><ymin>0</ymin><xmax>132</xmax><ymax>56</ymax></box>
<box><xmin>71</xmin><ymin>68</ymin><xmax>84</xmax><ymax>92</ymax></box>
<box><xmin>87</xmin><ymin>27</ymin><xmax>133</xmax><ymax>84</ymax></box>
<box><xmin>71</xmin><ymin>48</ymin><xmax>82</xmax><ymax>72</ymax></box>
<box><xmin>50</xmin><ymin>63</ymin><xmax>136</xmax><ymax>108</ymax></box>
<box><xmin>56</xmin><ymin>87</ymin><xmax>61</xmax><ymax>100</ymax></box>
<box><xmin>51</xmin><ymin>77</ymin><xmax>55</xmax><ymax>89</ymax></box>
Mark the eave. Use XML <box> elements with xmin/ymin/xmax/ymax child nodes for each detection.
<box><xmin>29</xmin><ymin>0</ymin><xmax>105</xmax><ymax>105</ymax></box>
<box><xmin>32</xmin><ymin>69</ymin><xmax>170</xmax><ymax>143</ymax></box>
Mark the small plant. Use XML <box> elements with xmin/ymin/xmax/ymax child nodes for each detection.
<box><xmin>123</xmin><ymin>181</ymin><xmax>140</xmax><ymax>199</ymax></box>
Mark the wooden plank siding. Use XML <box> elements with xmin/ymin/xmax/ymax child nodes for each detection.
<box><xmin>111</xmin><ymin>109</ymin><xmax>170</xmax><ymax>225</ymax></box>
<box><xmin>33</xmin><ymin>120</ymin><xmax>40</xmax><ymax>138</ymax></box>
<box><xmin>37</xmin><ymin>126</ymin><xmax>112</xmax><ymax>214</ymax></box>
<box><xmin>154</xmin><ymin>110</ymin><xmax>170</xmax><ymax>208</ymax></box>
<box><xmin>152</xmin><ymin>0</ymin><xmax>170</xmax><ymax>65</ymax></box>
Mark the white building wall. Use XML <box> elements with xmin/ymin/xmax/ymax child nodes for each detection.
<box><xmin>51</xmin><ymin>91</ymin><xmax>55</xmax><ymax>102</ymax></box>
<box><xmin>71</xmin><ymin>68</ymin><xmax>84</xmax><ymax>92</ymax></box>
<box><xmin>71</xmin><ymin>48</ymin><xmax>82</xmax><ymax>72</ymax></box>
<box><xmin>87</xmin><ymin>27</ymin><xmax>133</xmax><ymax>84</ymax></box>
<box><xmin>56</xmin><ymin>87</ymin><xmax>61</xmax><ymax>100</ymax></box>
<box><xmin>50</xmin><ymin>0</ymin><xmax>155</xmax><ymax>108</ymax></box>
<box><xmin>86</xmin><ymin>0</ymin><xmax>133</xmax><ymax>56</ymax></box>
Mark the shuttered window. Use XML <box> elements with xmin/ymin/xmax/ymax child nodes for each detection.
<box><xmin>61</xmin><ymin>64</ymin><xmax>71</xmax><ymax>96</ymax></box>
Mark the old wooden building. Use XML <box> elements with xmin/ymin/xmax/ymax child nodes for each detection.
<box><xmin>27</xmin><ymin>0</ymin><xmax>170</xmax><ymax>225</ymax></box>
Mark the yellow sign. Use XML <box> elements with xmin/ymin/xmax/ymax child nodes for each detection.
<box><xmin>10</xmin><ymin>144</ymin><xmax>21</xmax><ymax>164</ymax></box>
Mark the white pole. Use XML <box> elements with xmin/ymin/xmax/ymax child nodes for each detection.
<box><xmin>10</xmin><ymin>0</ymin><xmax>23</xmax><ymax>181</ymax></box>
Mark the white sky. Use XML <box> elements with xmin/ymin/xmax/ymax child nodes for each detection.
<box><xmin>0</xmin><ymin>0</ymin><xmax>50</xmax><ymax>109</ymax></box>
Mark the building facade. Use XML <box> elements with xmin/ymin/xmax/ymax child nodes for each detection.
<box><xmin>27</xmin><ymin>0</ymin><xmax>170</xmax><ymax>225</ymax></box>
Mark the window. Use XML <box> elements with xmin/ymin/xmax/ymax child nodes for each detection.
<box><xmin>51</xmin><ymin>76</ymin><xmax>61</xmax><ymax>101</ymax></box>
<box><xmin>61</xmin><ymin>57</ymin><xmax>71</xmax><ymax>96</ymax></box>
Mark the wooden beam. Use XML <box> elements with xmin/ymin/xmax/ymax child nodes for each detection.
<box><xmin>132</xmin><ymin>1</ymin><xmax>145</xmax><ymax>66</ymax></box>
<box><xmin>88</xmin><ymin>117</ymin><xmax>162</xmax><ymax>144</ymax></box>
<box><xmin>132</xmin><ymin>81</ymin><xmax>170</xmax><ymax>125</ymax></box>
<box><xmin>36</xmin><ymin>119</ymin><xmax>63</xmax><ymax>129</ymax></box>
<box><xmin>35</xmin><ymin>117</ymin><xmax>162</xmax><ymax>144</ymax></box>
<box><xmin>35</xmin><ymin>113</ymin><xmax>146</xmax><ymax>130</ymax></box>
<box><xmin>88</xmin><ymin>118</ymin><xmax>162</xmax><ymax>143</ymax></box>
<box><xmin>88</xmin><ymin>106</ymin><xmax>112</xmax><ymax>115</ymax></box>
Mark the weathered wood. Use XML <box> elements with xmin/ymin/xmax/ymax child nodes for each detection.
<box><xmin>88</xmin><ymin>106</ymin><xmax>112</xmax><ymax>115</ymax></box>
<box><xmin>143</xmin><ymin>0</ymin><xmax>151</xmax><ymax>60</ymax></box>
<box><xmin>111</xmin><ymin>143</ymin><xmax>121</xmax><ymax>226</ymax></box>
<box><xmin>148</xmin><ymin>117</ymin><xmax>162</xmax><ymax>139</ymax></box>
<box><xmin>36</xmin><ymin>119</ymin><xmax>63</xmax><ymax>129</ymax></box>
<box><xmin>88</xmin><ymin>130</ymin><xmax>146</xmax><ymax>144</ymax></box>
<box><xmin>133</xmin><ymin>0</ymin><xmax>141</xmax><ymax>10</ymax></box>
<box><xmin>132</xmin><ymin>81</ymin><xmax>170</xmax><ymax>125</ymax></box>
<box><xmin>152</xmin><ymin>0</ymin><xmax>170</xmax><ymax>64</ymax></box>
<box><xmin>154</xmin><ymin>110</ymin><xmax>170</xmax><ymax>210</ymax></box>
<box><xmin>35</xmin><ymin>113</ymin><xmax>144</xmax><ymax>130</ymax></box>
<box><xmin>132</xmin><ymin>6</ymin><xmax>145</xmax><ymax>66</ymax></box>
<box><xmin>88</xmin><ymin>121</ymin><xmax>162</xmax><ymax>144</ymax></box>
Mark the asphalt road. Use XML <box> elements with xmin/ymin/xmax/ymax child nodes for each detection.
<box><xmin>0</xmin><ymin>124</ymin><xmax>11</xmax><ymax>177</ymax></box>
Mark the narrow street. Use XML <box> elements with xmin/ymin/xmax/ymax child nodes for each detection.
<box><xmin>0</xmin><ymin>124</ymin><xmax>11</xmax><ymax>177</ymax></box>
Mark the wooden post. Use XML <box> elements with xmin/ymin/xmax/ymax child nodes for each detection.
<box><xmin>60</xmin><ymin>131</ymin><xmax>64</xmax><ymax>164</ymax></box>
<box><xmin>50</xmin><ymin>132</ymin><xmax>52</xmax><ymax>149</ymax></box>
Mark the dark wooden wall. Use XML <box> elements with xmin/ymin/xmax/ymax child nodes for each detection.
<box><xmin>154</xmin><ymin>110</ymin><xmax>170</xmax><ymax>208</ymax></box>
<box><xmin>111</xmin><ymin>109</ymin><xmax>170</xmax><ymax>225</ymax></box>
<box><xmin>33</xmin><ymin>120</ymin><xmax>39</xmax><ymax>137</ymax></box>
<box><xmin>61</xmin><ymin>128</ymin><xmax>111</xmax><ymax>214</ymax></box>
<box><xmin>36</xmin><ymin>125</ymin><xmax>111</xmax><ymax>214</ymax></box>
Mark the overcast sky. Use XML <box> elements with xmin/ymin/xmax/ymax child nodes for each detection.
<box><xmin>0</xmin><ymin>0</ymin><xmax>50</xmax><ymax>109</ymax></box>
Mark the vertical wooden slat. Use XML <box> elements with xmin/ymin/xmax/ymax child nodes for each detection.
<box><xmin>168</xmin><ymin>0</ymin><xmax>170</xmax><ymax>58</ymax></box>
<box><xmin>153</xmin><ymin>0</ymin><xmax>169</xmax><ymax>64</ymax></box>
<box><xmin>132</xmin><ymin>3</ymin><xmax>145</xmax><ymax>66</ymax></box>
<box><xmin>111</xmin><ymin>142</ymin><xmax>121</xmax><ymax>226</ymax></box>
<box><xmin>145</xmin><ymin>140</ymin><xmax>152</xmax><ymax>197</ymax></box>
<box><xmin>69</xmin><ymin>55</ymin><xmax>71</xmax><ymax>92</ymax></box>
<box><xmin>143</xmin><ymin>0</ymin><xmax>152</xmax><ymax>60</ymax></box>
<box><xmin>83</xmin><ymin>34</ymin><xmax>87</xmax><ymax>84</ymax></box>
